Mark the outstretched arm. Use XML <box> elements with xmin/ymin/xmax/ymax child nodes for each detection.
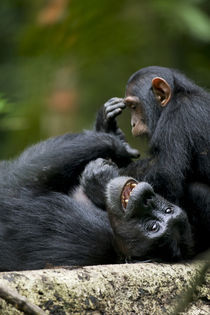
<box><xmin>10</xmin><ymin>131</ymin><xmax>136</xmax><ymax>193</ymax></box>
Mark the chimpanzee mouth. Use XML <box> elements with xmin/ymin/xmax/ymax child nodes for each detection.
<box><xmin>121</xmin><ymin>179</ymin><xmax>138</xmax><ymax>210</ymax></box>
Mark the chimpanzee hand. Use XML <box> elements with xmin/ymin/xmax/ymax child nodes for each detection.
<box><xmin>81</xmin><ymin>158</ymin><xmax>119</xmax><ymax>209</ymax></box>
<box><xmin>95</xmin><ymin>99</ymin><xmax>139</xmax><ymax>161</ymax></box>
<box><xmin>117</xmin><ymin>139</ymin><xmax>140</xmax><ymax>162</ymax></box>
<box><xmin>104</xmin><ymin>97</ymin><xmax>126</xmax><ymax>121</ymax></box>
<box><xmin>95</xmin><ymin>97</ymin><xmax>126</xmax><ymax>137</ymax></box>
<box><xmin>108</xmin><ymin>134</ymin><xmax>139</xmax><ymax>166</ymax></box>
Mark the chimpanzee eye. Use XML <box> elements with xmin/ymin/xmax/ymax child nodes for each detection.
<box><xmin>147</xmin><ymin>222</ymin><xmax>159</xmax><ymax>232</ymax></box>
<box><xmin>131</xmin><ymin>104</ymin><xmax>136</xmax><ymax>110</ymax></box>
<box><xmin>165</xmin><ymin>208</ymin><xmax>172</xmax><ymax>214</ymax></box>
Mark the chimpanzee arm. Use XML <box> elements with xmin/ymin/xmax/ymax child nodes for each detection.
<box><xmin>95</xmin><ymin>98</ymin><xmax>126</xmax><ymax>138</ymax></box>
<box><xmin>81</xmin><ymin>158</ymin><xmax>120</xmax><ymax>209</ymax></box>
<box><xmin>11</xmin><ymin>131</ymin><xmax>135</xmax><ymax>193</ymax></box>
<box><xmin>95</xmin><ymin>98</ymin><xmax>139</xmax><ymax>158</ymax></box>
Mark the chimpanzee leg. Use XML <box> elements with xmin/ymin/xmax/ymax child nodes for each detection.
<box><xmin>80</xmin><ymin>158</ymin><xmax>119</xmax><ymax>209</ymax></box>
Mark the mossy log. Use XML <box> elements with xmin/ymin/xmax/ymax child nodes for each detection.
<box><xmin>0</xmin><ymin>262</ymin><xmax>209</xmax><ymax>314</ymax></box>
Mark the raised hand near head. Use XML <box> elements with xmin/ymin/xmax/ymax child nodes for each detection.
<box><xmin>95</xmin><ymin>97</ymin><xmax>139</xmax><ymax>159</ymax></box>
<box><xmin>104</xmin><ymin>97</ymin><xmax>125</xmax><ymax>121</ymax></box>
<box><xmin>95</xmin><ymin>97</ymin><xmax>125</xmax><ymax>135</ymax></box>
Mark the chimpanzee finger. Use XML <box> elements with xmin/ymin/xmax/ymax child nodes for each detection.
<box><xmin>124</xmin><ymin>143</ymin><xmax>140</xmax><ymax>158</ymax></box>
<box><xmin>105</xmin><ymin>102</ymin><xmax>126</xmax><ymax>115</ymax></box>
<box><xmin>104</xmin><ymin>100</ymin><xmax>125</xmax><ymax>115</ymax></box>
<box><xmin>106</xmin><ymin>108</ymin><xmax>123</xmax><ymax>120</ymax></box>
<box><xmin>104</xmin><ymin>97</ymin><xmax>124</xmax><ymax>108</ymax></box>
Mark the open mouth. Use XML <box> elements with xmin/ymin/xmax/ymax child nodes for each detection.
<box><xmin>121</xmin><ymin>179</ymin><xmax>138</xmax><ymax>210</ymax></box>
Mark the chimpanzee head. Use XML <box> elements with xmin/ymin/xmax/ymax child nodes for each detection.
<box><xmin>124</xmin><ymin>66</ymin><xmax>196</xmax><ymax>137</ymax></box>
<box><xmin>106</xmin><ymin>176</ymin><xmax>193</xmax><ymax>262</ymax></box>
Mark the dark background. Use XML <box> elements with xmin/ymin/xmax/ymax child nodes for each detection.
<box><xmin>1</xmin><ymin>0</ymin><xmax>210</xmax><ymax>158</ymax></box>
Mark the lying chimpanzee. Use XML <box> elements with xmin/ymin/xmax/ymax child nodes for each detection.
<box><xmin>0</xmin><ymin>129</ymin><xmax>195</xmax><ymax>271</ymax></box>
<box><xmin>0</xmin><ymin>131</ymin><xmax>136</xmax><ymax>271</ymax></box>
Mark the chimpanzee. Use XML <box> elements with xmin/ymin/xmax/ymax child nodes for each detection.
<box><xmin>0</xmin><ymin>128</ymin><xmax>196</xmax><ymax>271</ymax></box>
<box><xmin>95</xmin><ymin>66</ymin><xmax>210</xmax><ymax>204</ymax></box>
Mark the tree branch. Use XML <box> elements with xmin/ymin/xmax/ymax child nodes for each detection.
<box><xmin>0</xmin><ymin>283</ymin><xmax>46</xmax><ymax>315</ymax></box>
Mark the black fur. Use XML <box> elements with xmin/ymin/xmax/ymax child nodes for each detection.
<box><xmin>81</xmin><ymin>158</ymin><xmax>209</xmax><ymax>262</ymax></box>
<box><xmin>94</xmin><ymin>66</ymin><xmax>210</xmax><ymax>259</ymax></box>
<box><xmin>0</xmin><ymin>66</ymin><xmax>209</xmax><ymax>270</ymax></box>
<box><xmin>0</xmin><ymin>130</ymin><xmax>138</xmax><ymax>271</ymax></box>
<box><xmin>0</xmin><ymin>127</ymin><xmax>193</xmax><ymax>270</ymax></box>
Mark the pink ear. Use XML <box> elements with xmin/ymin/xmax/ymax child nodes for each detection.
<box><xmin>152</xmin><ymin>77</ymin><xmax>171</xmax><ymax>107</ymax></box>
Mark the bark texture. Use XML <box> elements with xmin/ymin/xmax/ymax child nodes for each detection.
<box><xmin>0</xmin><ymin>262</ymin><xmax>209</xmax><ymax>314</ymax></box>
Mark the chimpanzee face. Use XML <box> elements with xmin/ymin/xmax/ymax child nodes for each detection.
<box><xmin>124</xmin><ymin>71</ymin><xmax>172</xmax><ymax>137</ymax></box>
<box><xmin>106</xmin><ymin>177</ymin><xmax>193</xmax><ymax>262</ymax></box>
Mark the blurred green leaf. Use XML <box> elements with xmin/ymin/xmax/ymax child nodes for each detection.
<box><xmin>0</xmin><ymin>95</ymin><xmax>11</xmax><ymax>113</ymax></box>
<box><xmin>177</xmin><ymin>4</ymin><xmax>210</xmax><ymax>41</ymax></box>
<box><xmin>1</xmin><ymin>0</ymin><xmax>210</xmax><ymax>158</ymax></box>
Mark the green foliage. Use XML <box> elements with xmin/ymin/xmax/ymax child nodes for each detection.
<box><xmin>0</xmin><ymin>96</ymin><xmax>9</xmax><ymax>113</ymax></box>
<box><xmin>152</xmin><ymin>0</ymin><xmax>210</xmax><ymax>41</ymax></box>
<box><xmin>0</xmin><ymin>0</ymin><xmax>210</xmax><ymax>158</ymax></box>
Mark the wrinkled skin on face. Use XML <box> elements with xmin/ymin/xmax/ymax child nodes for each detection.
<box><xmin>106</xmin><ymin>176</ymin><xmax>193</xmax><ymax>262</ymax></box>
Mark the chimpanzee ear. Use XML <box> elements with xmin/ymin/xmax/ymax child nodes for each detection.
<box><xmin>152</xmin><ymin>77</ymin><xmax>171</xmax><ymax>107</ymax></box>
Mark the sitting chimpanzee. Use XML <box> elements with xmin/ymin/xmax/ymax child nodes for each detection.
<box><xmin>0</xmin><ymin>128</ymin><xmax>197</xmax><ymax>271</ymax></box>
<box><xmin>94</xmin><ymin>66</ymin><xmax>210</xmax><ymax>259</ymax></box>
<box><xmin>95</xmin><ymin>66</ymin><xmax>210</xmax><ymax>204</ymax></box>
